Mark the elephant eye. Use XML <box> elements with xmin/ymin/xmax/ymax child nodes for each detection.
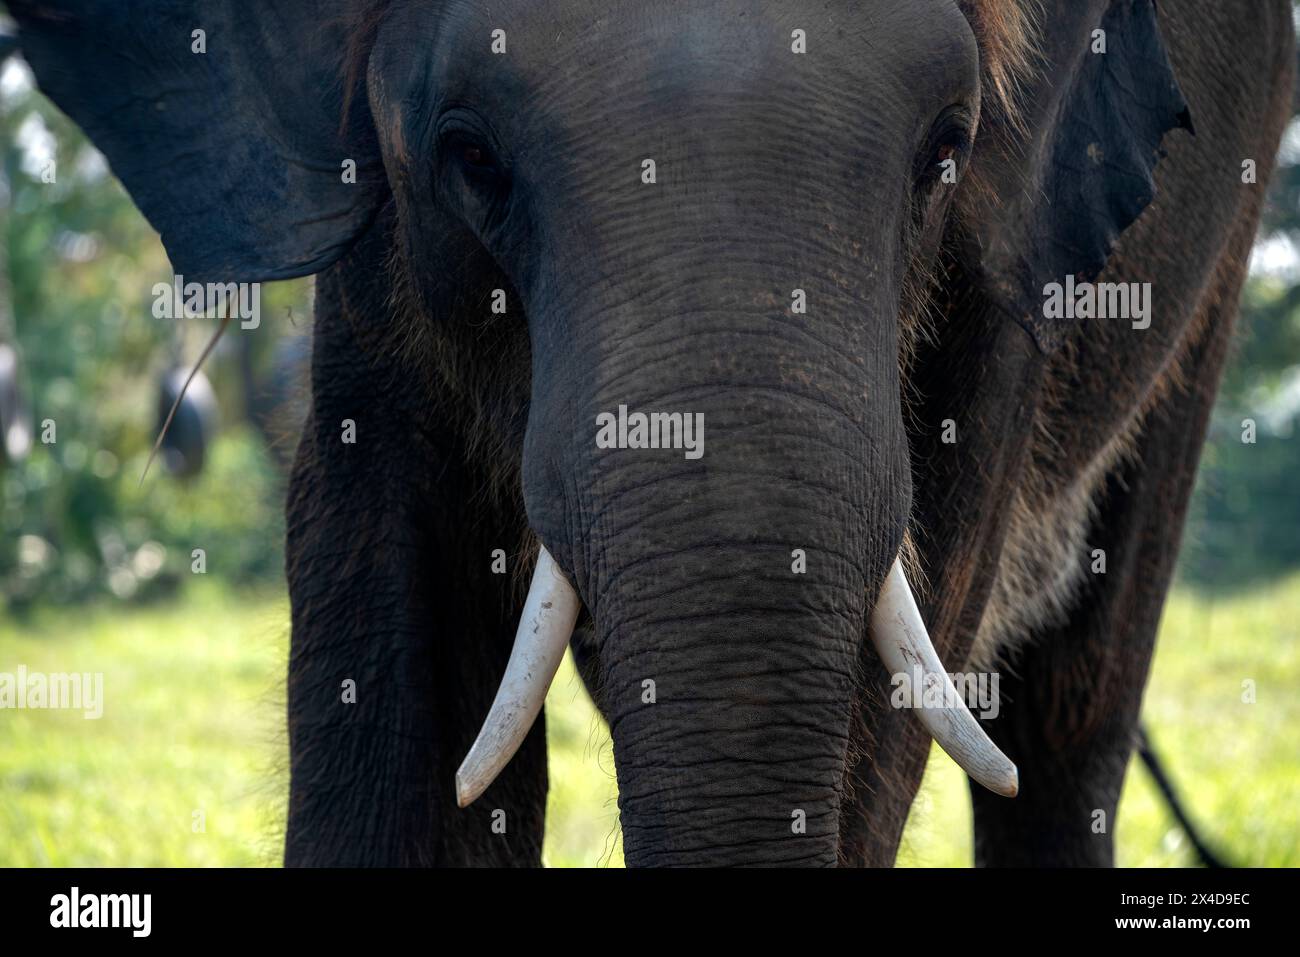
<box><xmin>461</xmin><ymin>144</ymin><xmax>489</xmax><ymax>168</ymax></box>
<box><xmin>434</xmin><ymin>109</ymin><xmax>513</xmax><ymax>232</ymax></box>
<box><xmin>915</xmin><ymin>106</ymin><xmax>974</xmax><ymax>189</ymax></box>
<box><xmin>435</xmin><ymin>109</ymin><xmax>507</xmax><ymax>186</ymax></box>
<box><xmin>446</xmin><ymin>135</ymin><xmax>501</xmax><ymax>177</ymax></box>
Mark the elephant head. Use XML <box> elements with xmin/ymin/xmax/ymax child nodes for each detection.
<box><xmin>9</xmin><ymin>0</ymin><xmax>1190</xmax><ymax>865</ymax></box>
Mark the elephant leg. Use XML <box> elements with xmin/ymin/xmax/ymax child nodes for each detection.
<box><xmin>283</xmin><ymin>232</ymin><xmax>545</xmax><ymax>867</ymax></box>
<box><xmin>970</xmin><ymin>264</ymin><xmax>1241</xmax><ymax>868</ymax></box>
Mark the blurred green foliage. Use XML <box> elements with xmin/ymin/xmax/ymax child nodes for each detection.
<box><xmin>1180</xmin><ymin>210</ymin><xmax>1300</xmax><ymax>587</ymax></box>
<box><xmin>0</xmin><ymin>64</ymin><xmax>308</xmax><ymax>611</ymax></box>
<box><xmin>1180</xmin><ymin>11</ymin><xmax>1300</xmax><ymax>588</ymax></box>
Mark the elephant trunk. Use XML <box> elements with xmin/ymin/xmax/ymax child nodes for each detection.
<box><xmin>457</xmin><ymin>214</ymin><xmax>1018</xmax><ymax>861</ymax></box>
<box><xmin>453</xmin><ymin>314</ymin><xmax>1018</xmax><ymax>861</ymax></box>
<box><xmin>477</xmin><ymin>247</ymin><xmax>919</xmax><ymax>863</ymax></box>
<box><xmin>568</xmin><ymin>381</ymin><xmax>888</xmax><ymax>866</ymax></box>
<box><xmin>599</xmin><ymin>547</ymin><xmax>863</xmax><ymax>866</ymax></box>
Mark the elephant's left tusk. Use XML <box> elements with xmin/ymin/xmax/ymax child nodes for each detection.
<box><xmin>869</xmin><ymin>559</ymin><xmax>1019</xmax><ymax>798</ymax></box>
<box><xmin>456</xmin><ymin>546</ymin><xmax>579</xmax><ymax>808</ymax></box>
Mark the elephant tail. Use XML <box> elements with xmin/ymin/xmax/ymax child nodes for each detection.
<box><xmin>1136</xmin><ymin>723</ymin><xmax>1231</xmax><ymax>868</ymax></box>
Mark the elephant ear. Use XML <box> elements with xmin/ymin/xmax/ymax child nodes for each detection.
<box><xmin>6</xmin><ymin>0</ymin><xmax>385</xmax><ymax>283</ymax></box>
<box><xmin>972</xmin><ymin>0</ymin><xmax>1193</xmax><ymax>353</ymax></box>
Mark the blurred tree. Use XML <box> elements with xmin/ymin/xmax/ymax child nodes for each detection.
<box><xmin>0</xmin><ymin>56</ymin><xmax>307</xmax><ymax>610</ymax></box>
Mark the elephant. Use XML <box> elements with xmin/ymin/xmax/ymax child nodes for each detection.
<box><xmin>5</xmin><ymin>0</ymin><xmax>1293</xmax><ymax>867</ymax></box>
<box><xmin>154</xmin><ymin>366</ymin><xmax>218</xmax><ymax>479</ymax></box>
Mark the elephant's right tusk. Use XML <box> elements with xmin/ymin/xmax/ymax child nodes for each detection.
<box><xmin>869</xmin><ymin>559</ymin><xmax>1019</xmax><ymax>798</ymax></box>
<box><xmin>456</xmin><ymin>546</ymin><xmax>579</xmax><ymax>808</ymax></box>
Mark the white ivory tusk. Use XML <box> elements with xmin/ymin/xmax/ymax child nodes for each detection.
<box><xmin>455</xmin><ymin>546</ymin><xmax>580</xmax><ymax>808</ymax></box>
<box><xmin>869</xmin><ymin>559</ymin><xmax>1019</xmax><ymax>798</ymax></box>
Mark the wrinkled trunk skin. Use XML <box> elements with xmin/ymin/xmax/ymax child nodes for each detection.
<box><xmin>604</xmin><ymin>548</ymin><xmax>869</xmax><ymax>867</ymax></box>
<box><xmin>526</xmin><ymin>254</ymin><xmax>909</xmax><ymax>865</ymax></box>
<box><xmin>588</xmin><ymin>330</ymin><xmax>905</xmax><ymax>866</ymax></box>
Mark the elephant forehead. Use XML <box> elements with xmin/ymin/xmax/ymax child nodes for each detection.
<box><xmin>382</xmin><ymin>0</ymin><xmax>978</xmax><ymax>118</ymax></box>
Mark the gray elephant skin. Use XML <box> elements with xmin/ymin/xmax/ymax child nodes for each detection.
<box><xmin>5</xmin><ymin>0</ymin><xmax>1293</xmax><ymax>866</ymax></box>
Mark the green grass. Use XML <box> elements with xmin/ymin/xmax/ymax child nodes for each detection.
<box><xmin>2</xmin><ymin>574</ymin><xmax>1297</xmax><ymax>867</ymax></box>
<box><xmin>0</xmin><ymin>581</ymin><xmax>288</xmax><ymax>866</ymax></box>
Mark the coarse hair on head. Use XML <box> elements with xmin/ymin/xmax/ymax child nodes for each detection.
<box><xmin>957</xmin><ymin>0</ymin><xmax>1042</xmax><ymax>132</ymax></box>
